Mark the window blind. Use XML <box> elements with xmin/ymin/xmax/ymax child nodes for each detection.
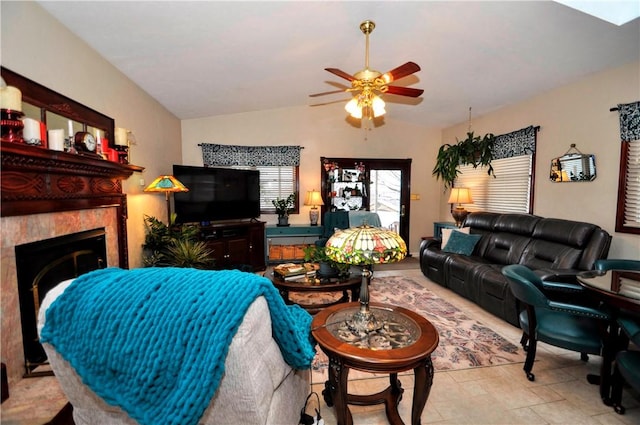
<box><xmin>256</xmin><ymin>166</ymin><xmax>296</xmax><ymax>212</ymax></box>
<box><xmin>615</xmin><ymin>100</ymin><xmax>640</xmax><ymax>233</ymax></box>
<box><xmin>455</xmin><ymin>155</ymin><xmax>532</xmax><ymax>214</ymax></box>
<box><xmin>622</xmin><ymin>139</ymin><xmax>640</xmax><ymax>228</ymax></box>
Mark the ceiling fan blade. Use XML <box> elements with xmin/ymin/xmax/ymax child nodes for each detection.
<box><xmin>382</xmin><ymin>62</ymin><xmax>421</xmax><ymax>83</ymax></box>
<box><xmin>309</xmin><ymin>89</ymin><xmax>348</xmax><ymax>98</ymax></box>
<box><xmin>325</xmin><ymin>68</ymin><xmax>355</xmax><ymax>82</ymax></box>
<box><xmin>385</xmin><ymin>86</ymin><xmax>424</xmax><ymax>97</ymax></box>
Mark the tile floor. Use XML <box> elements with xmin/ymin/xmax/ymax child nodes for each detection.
<box><xmin>311</xmin><ymin>269</ymin><xmax>640</xmax><ymax>425</ymax></box>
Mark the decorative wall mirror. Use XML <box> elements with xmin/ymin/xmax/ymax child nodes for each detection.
<box><xmin>1</xmin><ymin>66</ymin><xmax>115</xmax><ymax>148</ymax></box>
<box><xmin>550</xmin><ymin>144</ymin><xmax>596</xmax><ymax>182</ymax></box>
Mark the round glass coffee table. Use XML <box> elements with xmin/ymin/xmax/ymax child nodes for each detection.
<box><xmin>312</xmin><ymin>302</ymin><xmax>439</xmax><ymax>425</ymax></box>
<box><xmin>270</xmin><ymin>275</ymin><xmax>361</xmax><ymax>314</ymax></box>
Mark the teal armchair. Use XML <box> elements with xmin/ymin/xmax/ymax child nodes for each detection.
<box><xmin>502</xmin><ymin>264</ymin><xmax>610</xmax><ymax>381</ymax></box>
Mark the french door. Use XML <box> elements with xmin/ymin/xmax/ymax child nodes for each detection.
<box><xmin>320</xmin><ymin>157</ymin><xmax>412</xmax><ymax>249</ymax></box>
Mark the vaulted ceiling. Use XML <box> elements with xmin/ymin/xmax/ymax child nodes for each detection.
<box><xmin>37</xmin><ymin>1</ymin><xmax>639</xmax><ymax>128</ymax></box>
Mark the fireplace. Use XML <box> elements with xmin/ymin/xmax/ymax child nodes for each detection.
<box><xmin>1</xmin><ymin>141</ymin><xmax>143</xmax><ymax>387</ymax></box>
<box><xmin>15</xmin><ymin>229</ymin><xmax>107</xmax><ymax>377</ymax></box>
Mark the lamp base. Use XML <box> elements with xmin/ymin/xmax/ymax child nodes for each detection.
<box><xmin>309</xmin><ymin>208</ymin><xmax>319</xmax><ymax>226</ymax></box>
<box><xmin>345</xmin><ymin>266</ymin><xmax>383</xmax><ymax>335</ymax></box>
<box><xmin>451</xmin><ymin>207</ymin><xmax>469</xmax><ymax>228</ymax></box>
<box><xmin>346</xmin><ymin>307</ymin><xmax>383</xmax><ymax>335</ymax></box>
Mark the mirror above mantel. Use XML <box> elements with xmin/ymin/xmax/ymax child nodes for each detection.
<box><xmin>550</xmin><ymin>144</ymin><xmax>596</xmax><ymax>183</ymax></box>
<box><xmin>1</xmin><ymin>66</ymin><xmax>115</xmax><ymax>150</ymax></box>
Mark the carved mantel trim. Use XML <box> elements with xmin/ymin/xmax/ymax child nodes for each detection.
<box><xmin>1</xmin><ymin>141</ymin><xmax>144</xmax><ymax>268</ymax></box>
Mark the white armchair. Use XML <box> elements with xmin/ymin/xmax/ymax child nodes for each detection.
<box><xmin>39</xmin><ymin>279</ymin><xmax>310</xmax><ymax>425</ymax></box>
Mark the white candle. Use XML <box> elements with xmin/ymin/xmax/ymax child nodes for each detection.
<box><xmin>0</xmin><ymin>86</ymin><xmax>22</xmax><ymax>111</ymax></box>
<box><xmin>22</xmin><ymin>118</ymin><xmax>41</xmax><ymax>144</ymax></box>
<box><xmin>48</xmin><ymin>129</ymin><xmax>65</xmax><ymax>151</ymax></box>
<box><xmin>115</xmin><ymin>127</ymin><xmax>128</xmax><ymax>146</ymax></box>
<box><xmin>68</xmin><ymin>120</ymin><xmax>73</xmax><ymax>137</ymax></box>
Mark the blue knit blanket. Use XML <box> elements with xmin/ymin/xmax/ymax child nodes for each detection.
<box><xmin>40</xmin><ymin>267</ymin><xmax>315</xmax><ymax>425</ymax></box>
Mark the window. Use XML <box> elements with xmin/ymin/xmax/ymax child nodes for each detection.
<box><xmin>255</xmin><ymin>165</ymin><xmax>299</xmax><ymax>214</ymax></box>
<box><xmin>455</xmin><ymin>154</ymin><xmax>533</xmax><ymax>214</ymax></box>
<box><xmin>616</xmin><ymin>139</ymin><xmax>640</xmax><ymax>233</ymax></box>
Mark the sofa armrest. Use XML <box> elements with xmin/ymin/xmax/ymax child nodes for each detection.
<box><xmin>420</xmin><ymin>237</ymin><xmax>441</xmax><ymax>253</ymax></box>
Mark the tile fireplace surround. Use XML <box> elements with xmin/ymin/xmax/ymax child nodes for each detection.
<box><xmin>1</xmin><ymin>209</ymin><xmax>119</xmax><ymax>386</ymax></box>
<box><xmin>1</xmin><ymin>141</ymin><xmax>143</xmax><ymax>387</ymax></box>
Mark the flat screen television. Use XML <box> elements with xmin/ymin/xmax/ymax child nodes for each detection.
<box><xmin>172</xmin><ymin>165</ymin><xmax>261</xmax><ymax>224</ymax></box>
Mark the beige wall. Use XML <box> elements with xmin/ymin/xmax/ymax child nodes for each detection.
<box><xmin>181</xmin><ymin>103</ymin><xmax>442</xmax><ymax>254</ymax></box>
<box><xmin>1</xmin><ymin>2</ymin><xmax>183</xmax><ymax>268</ymax></box>
<box><xmin>441</xmin><ymin>61</ymin><xmax>640</xmax><ymax>259</ymax></box>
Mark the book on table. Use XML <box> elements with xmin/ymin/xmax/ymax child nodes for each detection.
<box><xmin>273</xmin><ymin>263</ymin><xmax>317</xmax><ymax>280</ymax></box>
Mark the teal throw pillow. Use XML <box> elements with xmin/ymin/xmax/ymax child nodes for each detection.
<box><xmin>442</xmin><ymin>231</ymin><xmax>481</xmax><ymax>255</ymax></box>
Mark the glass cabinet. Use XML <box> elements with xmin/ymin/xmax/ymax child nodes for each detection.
<box><xmin>321</xmin><ymin>158</ymin><xmax>369</xmax><ymax>213</ymax></box>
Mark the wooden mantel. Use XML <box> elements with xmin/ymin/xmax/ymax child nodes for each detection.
<box><xmin>1</xmin><ymin>141</ymin><xmax>144</xmax><ymax>268</ymax></box>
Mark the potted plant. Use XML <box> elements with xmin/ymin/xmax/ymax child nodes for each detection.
<box><xmin>272</xmin><ymin>193</ymin><xmax>296</xmax><ymax>226</ymax></box>
<box><xmin>303</xmin><ymin>245</ymin><xmax>350</xmax><ymax>278</ymax></box>
<box><xmin>432</xmin><ymin>131</ymin><xmax>496</xmax><ymax>190</ymax></box>
<box><xmin>142</xmin><ymin>215</ymin><xmax>214</xmax><ymax>269</ymax></box>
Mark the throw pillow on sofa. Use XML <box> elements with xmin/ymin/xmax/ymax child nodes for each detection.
<box><xmin>442</xmin><ymin>231</ymin><xmax>481</xmax><ymax>255</ymax></box>
<box><xmin>441</xmin><ymin>227</ymin><xmax>470</xmax><ymax>247</ymax></box>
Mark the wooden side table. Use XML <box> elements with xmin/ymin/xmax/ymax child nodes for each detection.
<box><xmin>311</xmin><ymin>302</ymin><xmax>439</xmax><ymax>425</ymax></box>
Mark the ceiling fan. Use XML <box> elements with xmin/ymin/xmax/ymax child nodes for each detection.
<box><xmin>311</xmin><ymin>20</ymin><xmax>424</xmax><ymax>120</ymax></box>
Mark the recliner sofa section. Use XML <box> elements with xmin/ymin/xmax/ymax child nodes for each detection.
<box><xmin>420</xmin><ymin>212</ymin><xmax>612</xmax><ymax>326</ymax></box>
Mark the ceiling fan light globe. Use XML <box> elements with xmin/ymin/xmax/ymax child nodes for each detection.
<box><xmin>345</xmin><ymin>98</ymin><xmax>363</xmax><ymax>118</ymax></box>
<box><xmin>372</xmin><ymin>95</ymin><xmax>386</xmax><ymax>117</ymax></box>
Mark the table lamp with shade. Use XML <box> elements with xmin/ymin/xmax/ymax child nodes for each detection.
<box><xmin>448</xmin><ymin>187</ymin><xmax>472</xmax><ymax>227</ymax></box>
<box><xmin>304</xmin><ymin>190</ymin><xmax>325</xmax><ymax>226</ymax></box>
<box><xmin>324</xmin><ymin>225</ymin><xmax>407</xmax><ymax>334</ymax></box>
<box><xmin>143</xmin><ymin>175</ymin><xmax>189</xmax><ymax>225</ymax></box>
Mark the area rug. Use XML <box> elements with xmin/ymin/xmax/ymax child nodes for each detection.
<box><xmin>306</xmin><ymin>275</ymin><xmax>523</xmax><ymax>382</ymax></box>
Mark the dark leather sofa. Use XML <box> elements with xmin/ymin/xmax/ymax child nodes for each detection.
<box><xmin>419</xmin><ymin>212</ymin><xmax>612</xmax><ymax>327</ymax></box>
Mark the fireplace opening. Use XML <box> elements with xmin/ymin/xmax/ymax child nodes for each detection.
<box><xmin>15</xmin><ymin>228</ymin><xmax>107</xmax><ymax>377</ymax></box>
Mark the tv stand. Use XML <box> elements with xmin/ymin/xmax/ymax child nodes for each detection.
<box><xmin>198</xmin><ymin>221</ymin><xmax>266</xmax><ymax>271</ymax></box>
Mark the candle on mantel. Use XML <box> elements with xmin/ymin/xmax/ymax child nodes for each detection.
<box><xmin>0</xmin><ymin>86</ymin><xmax>22</xmax><ymax>111</ymax></box>
<box><xmin>68</xmin><ymin>120</ymin><xmax>73</xmax><ymax>137</ymax></box>
<box><xmin>114</xmin><ymin>127</ymin><xmax>128</xmax><ymax>146</ymax></box>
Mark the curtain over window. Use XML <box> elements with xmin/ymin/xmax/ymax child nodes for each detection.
<box><xmin>615</xmin><ymin>101</ymin><xmax>640</xmax><ymax>233</ymax></box>
<box><xmin>455</xmin><ymin>126</ymin><xmax>537</xmax><ymax>214</ymax></box>
<box><xmin>200</xmin><ymin>144</ymin><xmax>302</xmax><ymax>167</ymax></box>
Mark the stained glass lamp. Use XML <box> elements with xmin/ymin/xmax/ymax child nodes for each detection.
<box><xmin>144</xmin><ymin>175</ymin><xmax>189</xmax><ymax>225</ymax></box>
<box><xmin>325</xmin><ymin>225</ymin><xmax>407</xmax><ymax>334</ymax></box>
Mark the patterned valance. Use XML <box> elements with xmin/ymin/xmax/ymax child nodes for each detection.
<box><xmin>618</xmin><ymin>101</ymin><xmax>640</xmax><ymax>141</ymax></box>
<box><xmin>492</xmin><ymin>125</ymin><xmax>538</xmax><ymax>160</ymax></box>
<box><xmin>200</xmin><ymin>144</ymin><xmax>302</xmax><ymax>167</ymax></box>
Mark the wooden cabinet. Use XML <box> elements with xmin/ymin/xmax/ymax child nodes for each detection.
<box><xmin>199</xmin><ymin>221</ymin><xmax>266</xmax><ymax>271</ymax></box>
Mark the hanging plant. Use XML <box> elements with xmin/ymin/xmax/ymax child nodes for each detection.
<box><xmin>432</xmin><ymin>131</ymin><xmax>496</xmax><ymax>190</ymax></box>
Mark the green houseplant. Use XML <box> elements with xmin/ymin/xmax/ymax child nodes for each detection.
<box><xmin>272</xmin><ymin>193</ymin><xmax>296</xmax><ymax>226</ymax></box>
<box><xmin>142</xmin><ymin>215</ymin><xmax>214</xmax><ymax>269</ymax></box>
<box><xmin>303</xmin><ymin>245</ymin><xmax>350</xmax><ymax>278</ymax></box>
<box><xmin>432</xmin><ymin>131</ymin><xmax>496</xmax><ymax>190</ymax></box>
